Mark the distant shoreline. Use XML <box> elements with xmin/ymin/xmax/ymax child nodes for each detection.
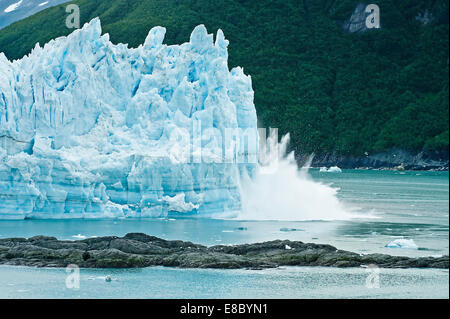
<box><xmin>310</xmin><ymin>166</ymin><xmax>449</xmax><ymax>172</ymax></box>
<box><xmin>299</xmin><ymin>148</ymin><xmax>449</xmax><ymax>171</ymax></box>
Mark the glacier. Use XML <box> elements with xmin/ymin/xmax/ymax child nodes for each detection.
<box><xmin>0</xmin><ymin>18</ymin><xmax>258</xmax><ymax>219</ymax></box>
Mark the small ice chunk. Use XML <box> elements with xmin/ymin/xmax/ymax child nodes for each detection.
<box><xmin>385</xmin><ymin>239</ymin><xmax>418</xmax><ymax>249</ymax></box>
<box><xmin>319</xmin><ymin>166</ymin><xmax>342</xmax><ymax>173</ymax></box>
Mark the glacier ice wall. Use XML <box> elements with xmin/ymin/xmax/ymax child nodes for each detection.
<box><xmin>0</xmin><ymin>18</ymin><xmax>258</xmax><ymax>219</ymax></box>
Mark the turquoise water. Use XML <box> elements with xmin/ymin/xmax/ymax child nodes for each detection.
<box><xmin>0</xmin><ymin>266</ymin><xmax>448</xmax><ymax>299</ymax></box>
<box><xmin>0</xmin><ymin>169</ymin><xmax>448</xmax><ymax>298</ymax></box>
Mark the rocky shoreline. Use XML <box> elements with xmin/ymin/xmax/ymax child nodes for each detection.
<box><xmin>0</xmin><ymin>233</ymin><xmax>448</xmax><ymax>269</ymax></box>
<box><xmin>300</xmin><ymin>148</ymin><xmax>449</xmax><ymax>171</ymax></box>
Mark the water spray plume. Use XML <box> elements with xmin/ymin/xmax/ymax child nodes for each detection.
<box><xmin>238</xmin><ymin>130</ymin><xmax>354</xmax><ymax>221</ymax></box>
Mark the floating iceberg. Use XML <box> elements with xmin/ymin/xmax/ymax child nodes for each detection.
<box><xmin>0</xmin><ymin>18</ymin><xmax>258</xmax><ymax>219</ymax></box>
<box><xmin>319</xmin><ymin>166</ymin><xmax>342</xmax><ymax>173</ymax></box>
<box><xmin>385</xmin><ymin>239</ymin><xmax>419</xmax><ymax>249</ymax></box>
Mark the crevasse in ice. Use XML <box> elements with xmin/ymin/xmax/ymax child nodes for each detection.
<box><xmin>0</xmin><ymin>18</ymin><xmax>258</xmax><ymax>219</ymax></box>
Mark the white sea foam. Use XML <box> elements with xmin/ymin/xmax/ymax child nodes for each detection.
<box><xmin>320</xmin><ymin>166</ymin><xmax>342</xmax><ymax>173</ymax></box>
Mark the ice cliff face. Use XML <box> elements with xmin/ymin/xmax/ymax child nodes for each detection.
<box><xmin>0</xmin><ymin>18</ymin><xmax>258</xmax><ymax>219</ymax></box>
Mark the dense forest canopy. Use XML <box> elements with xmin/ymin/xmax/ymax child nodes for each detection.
<box><xmin>0</xmin><ymin>0</ymin><xmax>448</xmax><ymax>157</ymax></box>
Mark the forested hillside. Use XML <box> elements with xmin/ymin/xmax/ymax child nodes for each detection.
<box><xmin>0</xmin><ymin>0</ymin><xmax>448</xmax><ymax>159</ymax></box>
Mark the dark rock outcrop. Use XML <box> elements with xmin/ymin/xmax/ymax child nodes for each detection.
<box><xmin>0</xmin><ymin>233</ymin><xmax>448</xmax><ymax>269</ymax></box>
<box><xmin>300</xmin><ymin>148</ymin><xmax>449</xmax><ymax>170</ymax></box>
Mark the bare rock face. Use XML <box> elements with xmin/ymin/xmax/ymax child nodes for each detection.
<box><xmin>415</xmin><ymin>10</ymin><xmax>435</xmax><ymax>25</ymax></box>
<box><xmin>0</xmin><ymin>233</ymin><xmax>448</xmax><ymax>269</ymax></box>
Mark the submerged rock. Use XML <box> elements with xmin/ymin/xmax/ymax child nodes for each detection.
<box><xmin>0</xmin><ymin>233</ymin><xmax>447</xmax><ymax>269</ymax></box>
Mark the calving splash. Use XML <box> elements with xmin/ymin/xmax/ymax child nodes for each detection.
<box><xmin>0</xmin><ymin>18</ymin><xmax>351</xmax><ymax>220</ymax></box>
<box><xmin>239</xmin><ymin>132</ymin><xmax>352</xmax><ymax>221</ymax></box>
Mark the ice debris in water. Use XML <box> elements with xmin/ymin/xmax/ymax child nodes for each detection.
<box><xmin>385</xmin><ymin>239</ymin><xmax>419</xmax><ymax>249</ymax></box>
<box><xmin>0</xmin><ymin>18</ymin><xmax>258</xmax><ymax>219</ymax></box>
<box><xmin>320</xmin><ymin>166</ymin><xmax>342</xmax><ymax>173</ymax></box>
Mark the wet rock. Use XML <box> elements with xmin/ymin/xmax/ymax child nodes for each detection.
<box><xmin>0</xmin><ymin>233</ymin><xmax>447</xmax><ymax>269</ymax></box>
